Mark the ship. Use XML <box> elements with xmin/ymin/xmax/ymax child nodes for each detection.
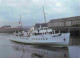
<box><xmin>10</xmin><ymin>26</ymin><xmax>70</xmax><ymax>47</ymax></box>
<box><xmin>10</xmin><ymin>7</ymin><xmax>70</xmax><ymax>47</ymax></box>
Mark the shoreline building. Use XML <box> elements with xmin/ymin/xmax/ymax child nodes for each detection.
<box><xmin>48</xmin><ymin>16</ymin><xmax>80</xmax><ymax>35</ymax></box>
<box><xmin>48</xmin><ymin>16</ymin><xmax>80</xmax><ymax>28</ymax></box>
<box><xmin>1</xmin><ymin>25</ymin><xmax>11</xmax><ymax>28</ymax></box>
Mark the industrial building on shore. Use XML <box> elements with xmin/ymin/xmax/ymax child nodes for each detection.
<box><xmin>48</xmin><ymin>16</ymin><xmax>80</xmax><ymax>28</ymax></box>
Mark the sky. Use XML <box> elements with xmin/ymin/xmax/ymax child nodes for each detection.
<box><xmin>0</xmin><ymin>0</ymin><xmax>80</xmax><ymax>27</ymax></box>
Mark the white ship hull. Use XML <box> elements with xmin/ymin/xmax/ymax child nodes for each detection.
<box><xmin>10</xmin><ymin>33</ymin><xmax>70</xmax><ymax>46</ymax></box>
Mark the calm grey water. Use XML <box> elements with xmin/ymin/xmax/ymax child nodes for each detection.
<box><xmin>0</xmin><ymin>33</ymin><xmax>80</xmax><ymax>58</ymax></box>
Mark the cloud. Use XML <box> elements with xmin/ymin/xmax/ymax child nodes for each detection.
<box><xmin>0</xmin><ymin>0</ymin><xmax>79</xmax><ymax>27</ymax></box>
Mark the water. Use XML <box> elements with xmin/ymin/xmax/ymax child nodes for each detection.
<box><xmin>0</xmin><ymin>33</ymin><xmax>80</xmax><ymax>58</ymax></box>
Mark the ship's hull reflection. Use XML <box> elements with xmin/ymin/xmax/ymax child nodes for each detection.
<box><xmin>13</xmin><ymin>45</ymin><xmax>69</xmax><ymax>58</ymax></box>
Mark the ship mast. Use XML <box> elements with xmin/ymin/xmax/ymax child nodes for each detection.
<box><xmin>43</xmin><ymin>7</ymin><xmax>46</xmax><ymax>24</ymax></box>
<box><xmin>42</xmin><ymin>7</ymin><xmax>47</xmax><ymax>32</ymax></box>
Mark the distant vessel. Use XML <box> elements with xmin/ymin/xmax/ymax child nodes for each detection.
<box><xmin>10</xmin><ymin>7</ymin><xmax>70</xmax><ymax>47</ymax></box>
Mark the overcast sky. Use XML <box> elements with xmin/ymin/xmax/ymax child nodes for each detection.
<box><xmin>0</xmin><ymin>0</ymin><xmax>80</xmax><ymax>27</ymax></box>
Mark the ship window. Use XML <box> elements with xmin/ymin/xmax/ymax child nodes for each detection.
<box><xmin>42</xmin><ymin>33</ymin><xmax>43</xmax><ymax>35</ymax></box>
<box><xmin>51</xmin><ymin>32</ymin><xmax>52</xmax><ymax>34</ymax></box>
<box><xmin>45</xmin><ymin>33</ymin><xmax>47</xmax><ymax>34</ymax></box>
<box><xmin>38</xmin><ymin>38</ymin><xmax>39</xmax><ymax>40</ymax></box>
<box><xmin>46</xmin><ymin>38</ymin><xmax>48</xmax><ymax>40</ymax></box>
<box><xmin>52</xmin><ymin>34</ymin><xmax>62</xmax><ymax>37</ymax></box>
<box><xmin>58</xmin><ymin>33</ymin><xmax>62</xmax><ymax>36</ymax></box>
<box><xmin>43</xmin><ymin>33</ymin><xmax>44</xmax><ymax>35</ymax></box>
<box><xmin>49</xmin><ymin>32</ymin><xmax>52</xmax><ymax>34</ymax></box>
<box><xmin>14</xmin><ymin>37</ymin><xmax>16</xmax><ymax>38</ymax></box>
<box><xmin>39</xmin><ymin>33</ymin><xmax>42</xmax><ymax>35</ymax></box>
<box><xmin>43</xmin><ymin>38</ymin><xmax>45</xmax><ymax>40</ymax></box>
